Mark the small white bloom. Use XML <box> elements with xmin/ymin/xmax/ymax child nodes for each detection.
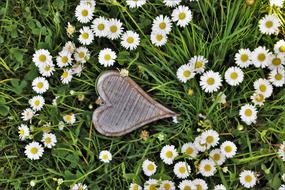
<box><xmin>268</xmin><ymin>69</ymin><xmax>285</xmax><ymax>87</ymax></box>
<box><xmin>63</xmin><ymin>113</ymin><xmax>76</xmax><ymax>124</ymax></box>
<box><xmin>200</xmin><ymin>70</ymin><xmax>223</xmax><ymax>93</ymax></box>
<box><xmin>160</xmin><ymin>180</ymin><xmax>175</xmax><ymax>190</ymax></box>
<box><xmin>259</xmin><ymin>14</ymin><xmax>281</xmax><ymax>35</ymax></box>
<box><xmin>171</xmin><ymin>5</ymin><xmax>192</xmax><ymax>27</ymax></box>
<box><xmin>71</xmin><ymin>183</ymin><xmax>88</xmax><ymax>190</ymax></box>
<box><xmin>194</xmin><ymin>135</ymin><xmax>207</xmax><ymax>152</ymax></box>
<box><xmin>74</xmin><ymin>47</ymin><xmax>90</xmax><ymax>63</ymax></box>
<box><xmin>75</xmin><ymin>3</ymin><xmax>93</xmax><ymax>23</ymax></box>
<box><xmin>99</xmin><ymin>150</ymin><xmax>112</xmax><ymax>163</ymax></box>
<box><xmin>32</xmin><ymin>49</ymin><xmax>53</xmax><ymax>68</ymax></box>
<box><xmin>214</xmin><ymin>184</ymin><xmax>227</xmax><ymax>190</ymax></box>
<box><xmin>126</xmin><ymin>0</ymin><xmax>146</xmax><ymax>8</ymax></box>
<box><xmin>216</xmin><ymin>92</ymin><xmax>227</xmax><ymax>104</ymax></box>
<box><xmin>21</xmin><ymin>108</ymin><xmax>35</xmax><ymax>121</ymax></box>
<box><xmin>224</xmin><ymin>66</ymin><xmax>244</xmax><ymax>86</ymax></box>
<box><xmin>251</xmin><ymin>46</ymin><xmax>271</xmax><ymax>68</ymax></box>
<box><xmin>150</xmin><ymin>32</ymin><xmax>168</xmax><ymax>47</ymax></box>
<box><xmin>188</xmin><ymin>55</ymin><xmax>208</xmax><ymax>74</ymax></box>
<box><xmin>79</xmin><ymin>26</ymin><xmax>94</xmax><ymax>45</ymax></box>
<box><xmin>174</xmin><ymin>161</ymin><xmax>191</xmax><ymax>179</ymax></box>
<box><xmin>80</xmin><ymin>0</ymin><xmax>96</xmax><ymax>10</ymax></box>
<box><xmin>250</xmin><ymin>92</ymin><xmax>266</xmax><ymax>107</ymax></box>
<box><xmin>29</xmin><ymin>95</ymin><xmax>45</xmax><ymax>111</ymax></box>
<box><xmin>181</xmin><ymin>142</ymin><xmax>198</xmax><ymax>159</ymax></box>
<box><xmin>63</xmin><ymin>41</ymin><xmax>76</xmax><ymax>54</ymax></box>
<box><xmin>278</xmin><ymin>141</ymin><xmax>285</xmax><ymax>161</ymax></box>
<box><xmin>253</xmin><ymin>78</ymin><xmax>273</xmax><ymax>98</ymax></box>
<box><xmin>279</xmin><ymin>184</ymin><xmax>285</xmax><ymax>190</ymax></box>
<box><xmin>239</xmin><ymin>170</ymin><xmax>257</xmax><ymax>189</ymax></box>
<box><xmin>32</xmin><ymin>77</ymin><xmax>49</xmax><ymax>94</ymax></box>
<box><xmin>178</xmin><ymin>180</ymin><xmax>196</xmax><ymax>190</ymax></box>
<box><xmin>144</xmin><ymin>179</ymin><xmax>158</xmax><ymax>190</ymax></box>
<box><xmin>30</xmin><ymin>180</ymin><xmax>36</xmax><ymax>187</ymax></box>
<box><xmin>163</xmin><ymin>0</ymin><xmax>181</xmax><ymax>7</ymax></box>
<box><xmin>25</xmin><ymin>141</ymin><xmax>44</xmax><ymax>160</ymax></box>
<box><xmin>239</xmin><ymin>104</ymin><xmax>258</xmax><ymax>125</ymax></box>
<box><xmin>39</xmin><ymin>63</ymin><xmax>55</xmax><ymax>77</ymax></box>
<box><xmin>200</xmin><ymin>129</ymin><xmax>220</xmax><ymax>149</ymax></box>
<box><xmin>56</xmin><ymin>50</ymin><xmax>73</xmax><ymax>68</ymax></box>
<box><xmin>220</xmin><ymin>141</ymin><xmax>237</xmax><ymax>158</ymax></box>
<box><xmin>41</xmin><ymin>133</ymin><xmax>57</xmax><ymax>149</ymax></box>
<box><xmin>18</xmin><ymin>124</ymin><xmax>30</xmax><ymax>140</ymax></box>
<box><xmin>107</xmin><ymin>18</ymin><xmax>123</xmax><ymax>40</ymax></box>
<box><xmin>91</xmin><ymin>16</ymin><xmax>108</xmax><ymax>38</ymax></box>
<box><xmin>121</xmin><ymin>30</ymin><xmax>140</xmax><ymax>50</ymax></box>
<box><xmin>209</xmin><ymin>149</ymin><xmax>226</xmax><ymax>166</ymax></box>
<box><xmin>269</xmin><ymin>0</ymin><xmax>284</xmax><ymax>7</ymax></box>
<box><xmin>160</xmin><ymin>145</ymin><xmax>178</xmax><ymax>165</ymax></box>
<box><xmin>61</xmin><ymin>69</ymin><xmax>73</xmax><ymax>84</ymax></box>
<box><xmin>72</xmin><ymin>64</ymin><xmax>84</xmax><ymax>77</ymax></box>
<box><xmin>268</xmin><ymin>53</ymin><xmax>285</xmax><ymax>70</ymax></box>
<box><xmin>98</xmin><ymin>48</ymin><xmax>117</xmax><ymax>67</ymax></box>
<box><xmin>177</xmin><ymin>64</ymin><xmax>196</xmax><ymax>83</ymax></box>
<box><xmin>274</xmin><ymin>39</ymin><xmax>285</xmax><ymax>55</ymax></box>
<box><xmin>129</xmin><ymin>183</ymin><xmax>142</xmax><ymax>190</ymax></box>
<box><xmin>142</xmin><ymin>159</ymin><xmax>157</xmax><ymax>176</ymax></box>
<box><xmin>199</xmin><ymin>159</ymin><xmax>216</xmax><ymax>177</ymax></box>
<box><xmin>192</xmin><ymin>178</ymin><xmax>208</xmax><ymax>190</ymax></box>
<box><xmin>152</xmin><ymin>15</ymin><xmax>172</xmax><ymax>35</ymax></box>
<box><xmin>235</xmin><ymin>48</ymin><xmax>252</xmax><ymax>68</ymax></box>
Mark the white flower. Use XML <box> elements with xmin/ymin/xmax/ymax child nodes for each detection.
<box><xmin>58</xmin><ymin>121</ymin><xmax>65</xmax><ymax>130</ymax></box>
<box><xmin>253</xmin><ymin>78</ymin><xmax>273</xmax><ymax>98</ymax></box>
<box><xmin>171</xmin><ymin>5</ymin><xmax>192</xmax><ymax>27</ymax></box>
<box><xmin>39</xmin><ymin>63</ymin><xmax>55</xmax><ymax>77</ymax></box>
<box><xmin>234</xmin><ymin>48</ymin><xmax>252</xmax><ymax>68</ymax></box>
<box><xmin>99</xmin><ymin>150</ymin><xmax>112</xmax><ymax>163</ymax></box>
<box><xmin>268</xmin><ymin>53</ymin><xmax>284</xmax><ymax>70</ymax></box>
<box><xmin>75</xmin><ymin>3</ymin><xmax>93</xmax><ymax>23</ymax></box>
<box><xmin>56</xmin><ymin>50</ymin><xmax>73</xmax><ymax>68</ymax></box>
<box><xmin>66</xmin><ymin>22</ymin><xmax>75</xmax><ymax>37</ymax></box>
<box><xmin>269</xmin><ymin>0</ymin><xmax>284</xmax><ymax>7</ymax></box>
<box><xmin>63</xmin><ymin>113</ymin><xmax>76</xmax><ymax>124</ymax></box>
<box><xmin>150</xmin><ymin>32</ymin><xmax>168</xmax><ymax>47</ymax></box>
<box><xmin>200</xmin><ymin>70</ymin><xmax>223</xmax><ymax>93</ymax></box>
<box><xmin>91</xmin><ymin>16</ymin><xmax>109</xmax><ymax>38</ymax></box>
<box><xmin>41</xmin><ymin>133</ymin><xmax>57</xmax><ymax>149</ymax></box>
<box><xmin>152</xmin><ymin>15</ymin><xmax>172</xmax><ymax>35</ymax></box>
<box><xmin>80</xmin><ymin>0</ymin><xmax>96</xmax><ymax>10</ymax></box>
<box><xmin>160</xmin><ymin>180</ymin><xmax>175</xmax><ymax>190</ymax></box>
<box><xmin>63</xmin><ymin>41</ymin><xmax>76</xmax><ymax>54</ymax></box>
<box><xmin>61</xmin><ymin>69</ymin><xmax>73</xmax><ymax>84</ymax></box>
<box><xmin>21</xmin><ymin>108</ymin><xmax>35</xmax><ymax>121</ymax></box>
<box><xmin>98</xmin><ymin>48</ymin><xmax>117</xmax><ymax>67</ymax></box>
<box><xmin>224</xmin><ymin>66</ymin><xmax>244</xmax><ymax>86</ymax></box>
<box><xmin>188</xmin><ymin>55</ymin><xmax>208</xmax><ymax>74</ymax></box>
<box><xmin>126</xmin><ymin>0</ymin><xmax>146</xmax><ymax>8</ymax></box>
<box><xmin>268</xmin><ymin>69</ymin><xmax>285</xmax><ymax>87</ymax></box>
<box><xmin>209</xmin><ymin>149</ymin><xmax>226</xmax><ymax>166</ymax></box>
<box><xmin>71</xmin><ymin>183</ymin><xmax>88</xmax><ymax>190</ymax></box>
<box><xmin>220</xmin><ymin>141</ymin><xmax>237</xmax><ymax>158</ymax></box>
<box><xmin>199</xmin><ymin>159</ymin><xmax>216</xmax><ymax>177</ymax></box>
<box><xmin>142</xmin><ymin>159</ymin><xmax>157</xmax><ymax>176</ymax></box>
<box><xmin>107</xmin><ymin>18</ymin><xmax>123</xmax><ymax>40</ymax></box>
<box><xmin>163</xmin><ymin>0</ymin><xmax>181</xmax><ymax>7</ymax></box>
<box><xmin>251</xmin><ymin>46</ymin><xmax>271</xmax><ymax>68</ymax></box>
<box><xmin>216</xmin><ymin>92</ymin><xmax>227</xmax><ymax>104</ymax></box>
<box><xmin>250</xmin><ymin>92</ymin><xmax>266</xmax><ymax>107</ymax></box>
<box><xmin>24</xmin><ymin>141</ymin><xmax>44</xmax><ymax>160</ymax></box>
<box><xmin>239</xmin><ymin>104</ymin><xmax>258</xmax><ymax>125</ymax></box>
<box><xmin>32</xmin><ymin>49</ymin><xmax>53</xmax><ymax>67</ymax></box>
<box><xmin>200</xmin><ymin>129</ymin><xmax>220</xmax><ymax>149</ymax></box>
<box><xmin>79</xmin><ymin>26</ymin><xmax>94</xmax><ymax>45</ymax></box>
<box><xmin>144</xmin><ymin>179</ymin><xmax>158</xmax><ymax>190</ymax></box>
<box><xmin>214</xmin><ymin>184</ymin><xmax>227</xmax><ymax>190</ymax></box>
<box><xmin>177</xmin><ymin>64</ymin><xmax>196</xmax><ymax>83</ymax></box>
<box><xmin>160</xmin><ymin>145</ymin><xmax>178</xmax><ymax>165</ymax></box>
<box><xmin>181</xmin><ymin>142</ymin><xmax>198</xmax><ymax>159</ymax></box>
<box><xmin>194</xmin><ymin>135</ymin><xmax>207</xmax><ymax>152</ymax></box>
<box><xmin>239</xmin><ymin>170</ymin><xmax>257</xmax><ymax>189</ymax></box>
<box><xmin>192</xmin><ymin>178</ymin><xmax>208</xmax><ymax>190</ymax></box>
<box><xmin>29</xmin><ymin>95</ymin><xmax>45</xmax><ymax>111</ymax></box>
<box><xmin>32</xmin><ymin>77</ymin><xmax>49</xmax><ymax>94</ymax></box>
<box><xmin>72</xmin><ymin>64</ymin><xmax>84</xmax><ymax>77</ymax></box>
<box><xmin>274</xmin><ymin>39</ymin><xmax>285</xmax><ymax>55</ymax></box>
<box><xmin>129</xmin><ymin>183</ymin><xmax>142</xmax><ymax>190</ymax></box>
<box><xmin>174</xmin><ymin>161</ymin><xmax>191</xmax><ymax>179</ymax></box>
<box><xmin>178</xmin><ymin>180</ymin><xmax>196</xmax><ymax>190</ymax></box>
<box><xmin>259</xmin><ymin>14</ymin><xmax>281</xmax><ymax>35</ymax></box>
<box><xmin>278</xmin><ymin>141</ymin><xmax>285</xmax><ymax>161</ymax></box>
<box><xmin>279</xmin><ymin>184</ymin><xmax>285</xmax><ymax>190</ymax></box>
<box><xmin>121</xmin><ymin>30</ymin><xmax>140</xmax><ymax>50</ymax></box>
<box><xmin>74</xmin><ymin>47</ymin><xmax>90</xmax><ymax>63</ymax></box>
<box><xmin>18</xmin><ymin>124</ymin><xmax>30</xmax><ymax>140</ymax></box>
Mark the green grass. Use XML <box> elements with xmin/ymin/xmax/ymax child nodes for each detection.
<box><xmin>0</xmin><ymin>0</ymin><xmax>285</xmax><ymax>189</ymax></box>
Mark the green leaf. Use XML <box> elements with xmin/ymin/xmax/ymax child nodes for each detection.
<box><xmin>0</xmin><ymin>105</ymin><xmax>10</xmax><ymax>116</ymax></box>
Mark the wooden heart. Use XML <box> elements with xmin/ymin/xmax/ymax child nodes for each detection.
<box><xmin>92</xmin><ymin>71</ymin><xmax>176</xmax><ymax>136</ymax></box>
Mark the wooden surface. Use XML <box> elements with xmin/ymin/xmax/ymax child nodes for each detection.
<box><xmin>92</xmin><ymin>71</ymin><xmax>176</xmax><ymax>136</ymax></box>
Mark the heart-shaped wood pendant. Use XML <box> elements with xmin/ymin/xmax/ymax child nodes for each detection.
<box><xmin>92</xmin><ymin>71</ymin><xmax>176</xmax><ymax>136</ymax></box>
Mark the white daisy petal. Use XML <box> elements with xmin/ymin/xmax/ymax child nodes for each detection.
<box><xmin>107</xmin><ymin>18</ymin><xmax>123</xmax><ymax>40</ymax></box>
<box><xmin>177</xmin><ymin>64</ymin><xmax>196</xmax><ymax>83</ymax></box>
<box><xmin>160</xmin><ymin>180</ymin><xmax>175</xmax><ymax>190</ymax></box>
<box><xmin>174</xmin><ymin>161</ymin><xmax>191</xmax><ymax>179</ymax></box>
<box><xmin>200</xmin><ymin>70</ymin><xmax>223</xmax><ymax>93</ymax></box>
<box><xmin>239</xmin><ymin>170</ymin><xmax>257</xmax><ymax>188</ymax></box>
<box><xmin>75</xmin><ymin>3</ymin><xmax>93</xmax><ymax>23</ymax></box>
<box><xmin>98</xmin><ymin>48</ymin><xmax>117</xmax><ymax>67</ymax></box>
<box><xmin>24</xmin><ymin>141</ymin><xmax>44</xmax><ymax>160</ymax></box>
<box><xmin>224</xmin><ymin>66</ymin><xmax>244</xmax><ymax>86</ymax></box>
<box><xmin>152</xmin><ymin>15</ymin><xmax>172</xmax><ymax>34</ymax></box>
<box><xmin>209</xmin><ymin>149</ymin><xmax>226</xmax><ymax>166</ymax></box>
<box><xmin>61</xmin><ymin>69</ymin><xmax>73</xmax><ymax>84</ymax></box>
<box><xmin>274</xmin><ymin>39</ymin><xmax>285</xmax><ymax>55</ymax></box>
<box><xmin>171</xmin><ymin>5</ymin><xmax>192</xmax><ymax>27</ymax></box>
<box><xmin>99</xmin><ymin>150</ymin><xmax>112</xmax><ymax>163</ymax></box>
<box><xmin>163</xmin><ymin>0</ymin><xmax>181</xmax><ymax>7</ymax></box>
<box><xmin>268</xmin><ymin>69</ymin><xmax>285</xmax><ymax>87</ymax></box>
<box><xmin>121</xmin><ymin>30</ymin><xmax>140</xmax><ymax>50</ymax></box>
<box><xmin>74</xmin><ymin>47</ymin><xmax>90</xmax><ymax>63</ymax></box>
<box><xmin>142</xmin><ymin>159</ymin><xmax>157</xmax><ymax>176</ymax></box>
<box><xmin>32</xmin><ymin>49</ymin><xmax>53</xmax><ymax>68</ymax></box>
<box><xmin>239</xmin><ymin>104</ymin><xmax>258</xmax><ymax>125</ymax></box>
<box><xmin>29</xmin><ymin>95</ymin><xmax>45</xmax><ymax>111</ymax></box>
<box><xmin>192</xmin><ymin>178</ymin><xmax>208</xmax><ymax>190</ymax></box>
<box><xmin>234</xmin><ymin>48</ymin><xmax>252</xmax><ymax>68</ymax></box>
<box><xmin>91</xmin><ymin>17</ymin><xmax>109</xmax><ymax>38</ymax></box>
<box><xmin>251</xmin><ymin>46</ymin><xmax>271</xmax><ymax>68</ymax></box>
<box><xmin>41</xmin><ymin>133</ymin><xmax>57</xmax><ymax>149</ymax></box>
<box><xmin>181</xmin><ymin>142</ymin><xmax>198</xmax><ymax>159</ymax></box>
<box><xmin>79</xmin><ymin>26</ymin><xmax>94</xmax><ymax>45</ymax></box>
<box><xmin>259</xmin><ymin>14</ymin><xmax>281</xmax><ymax>35</ymax></box>
<box><xmin>253</xmin><ymin>78</ymin><xmax>273</xmax><ymax>98</ymax></box>
<box><xmin>220</xmin><ymin>141</ymin><xmax>237</xmax><ymax>158</ymax></box>
<box><xmin>188</xmin><ymin>55</ymin><xmax>208</xmax><ymax>74</ymax></box>
<box><xmin>199</xmin><ymin>159</ymin><xmax>216</xmax><ymax>177</ymax></box>
<box><xmin>160</xmin><ymin>145</ymin><xmax>178</xmax><ymax>165</ymax></box>
<box><xmin>18</xmin><ymin>124</ymin><xmax>30</xmax><ymax>140</ymax></box>
<box><xmin>150</xmin><ymin>32</ymin><xmax>168</xmax><ymax>47</ymax></box>
<box><xmin>126</xmin><ymin>0</ymin><xmax>146</xmax><ymax>8</ymax></box>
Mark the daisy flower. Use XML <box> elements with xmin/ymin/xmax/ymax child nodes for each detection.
<box><xmin>66</xmin><ymin>22</ymin><xmax>76</xmax><ymax>37</ymax></box>
<box><xmin>99</xmin><ymin>150</ymin><xmax>112</xmax><ymax>163</ymax></box>
<box><xmin>41</xmin><ymin>133</ymin><xmax>57</xmax><ymax>149</ymax></box>
<box><xmin>163</xmin><ymin>0</ymin><xmax>181</xmax><ymax>7</ymax></box>
<box><xmin>178</xmin><ymin>180</ymin><xmax>196</xmax><ymax>190</ymax></box>
<box><xmin>200</xmin><ymin>129</ymin><xmax>220</xmax><ymax>149</ymax></box>
<box><xmin>239</xmin><ymin>170</ymin><xmax>257</xmax><ymax>188</ymax></box>
<box><xmin>98</xmin><ymin>48</ymin><xmax>117</xmax><ymax>67</ymax></box>
<box><xmin>268</xmin><ymin>69</ymin><xmax>285</xmax><ymax>87</ymax></box>
<box><xmin>250</xmin><ymin>93</ymin><xmax>266</xmax><ymax>106</ymax></box>
<box><xmin>234</xmin><ymin>48</ymin><xmax>252</xmax><ymax>68</ymax></box>
<box><xmin>259</xmin><ymin>14</ymin><xmax>281</xmax><ymax>35</ymax></box>
<box><xmin>63</xmin><ymin>41</ymin><xmax>76</xmax><ymax>54</ymax></box>
<box><xmin>220</xmin><ymin>141</ymin><xmax>237</xmax><ymax>158</ymax></box>
<box><xmin>253</xmin><ymin>78</ymin><xmax>273</xmax><ymax>98</ymax></box>
<box><xmin>152</xmin><ymin>15</ymin><xmax>172</xmax><ymax>34</ymax></box>
<box><xmin>32</xmin><ymin>49</ymin><xmax>53</xmax><ymax>67</ymax></box>
<box><xmin>56</xmin><ymin>50</ymin><xmax>73</xmax><ymax>68</ymax></box>
<box><xmin>274</xmin><ymin>40</ymin><xmax>285</xmax><ymax>55</ymax></box>
<box><xmin>129</xmin><ymin>183</ymin><xmax>142</xmax><ymax>190</ymax></box>
<box><xmin>214</xmin><ymin>184</ymin><xmax>227</xmax><ymax>190</ymax></box>
<box><xmin>142</xmin><ymin>159</ymin><xmax>157</xmax><ymax>176</ymax></box>
<box><xmin>200</xmin><ymin>70</ymin><xmax>223</xmax><ymax>93</ymax></box>
<box><xmin>80</xmin><ymin>0</ymin><xmax>96</xmax><ymax>10</ymax></box>
<box><xmin>72</xmin><ymin>64</ymin><xmax>84</xmax><ymax>77</ymax></box>
<box><xmin>18</xmin><ymin>124</ymin><xmax>30</xmax><ymax>140</ymax></box>
<box><xmin>21</xmin><ymin>108</ymin><xmax>35</xmax><ymax>121</ymax></box>
<box><xmin>176</xmin><ymin>64</ymin><xmax>196</xmax><ymax>83</ymax></box>
<box><xmin>150</xmin><ymin>32</ymin><xmax>168</xmax><ymax>47</ymax></box>
<box><xmin>160</xmin><ymin>180</ymin><xmax>175</xmax><ymax>190</ymax></box>
<box><xmin>239</xmin><ymin>104</ymin><xmax>258</xmax><ymax>125</ymax></box>
<box><xmin>269</xmin><ymin>0</ymin><xmax>284</xmax><ymax>7</ymax></box>
<box><xmin>188</xmin><ymin>55</ymin><xmax>208</xmax><ymax>74</ymax></box>
<box><xmin>209</xmin><ymin>149</ymin><xmax>226</xmax><ymax>166</ymax></box>
<box><xmin>278</xmin><ymin>141</ymin><xmax>285</xmax><ymax>161</ymax></box>
<box><xmin>192</xmin><ymin>178</ymin><xmax>208</xmax><ymax>190</ymax></box>
<box><xmin>91</xmin><ymin>16</ymin><xmax>109</xmax><ymax>38</ymax></box>
<box><xmin>29</xmin><ymin>95</ymin><xmax>45</xmax><ymax>111</ymax></box>
<box><xmin>199</xmin><ymin>159</ymin><xmax>216</xmax><ymax>177</ymax></box>
<box><xmin>268</xmin><ymin>53</ymin><xmax>284</xmax><ymax>70</ymax></box>
<box><xmin>74</xmin><ymin>47</ymin><xmax>90</xmax><ymax>63</ymax></box>
<box><xmin>71</xmin><ymin>183</ymin><xmax>88</xmax><ymax>190</ymax></box>
<box><xmin>107</xmin><ymin>18</ymin><xmax>123</xmax><ymax>40</ymax></box>
<box><xmin>32</xmin><ymin>77</ymin><xmax>49</xmax><ymax>94</ymax></box>
<box><xmin>24</xmin><ymin>141</ymin><xmax>44</xmax><ymax>160</ymax></box>
<box><xmin>171</xmin><ymin>5</ymin><xmax>192</xmax><ymax>27</ymax></box>
<box><xmin>75</xmin><ymin>3</ymin><xmax>93</xmax><ymax>23</ymax></box>
<box><xmin>61</xmin><ymin>69</ymin><xmax>73</xmax><ymax>84</ymax></box>
<box><xmin>174</xmin><ymin>161</ymin><xmax>191</xmax><ymax>179</ymax></box>
<box><xmin>63</xmin><ymin>113</ymin><xmax>76</xmax><ymax>124</ymax></box>
<box><xmin>194</xmin><ymin>135</ymin><xmax>207</xmax><ymax>152</ymax></box>
<box><xmin>251</xmin><ymin>46</ymin><xmax>271</xmax><ymax>68</ymax></box>
<box><xmin>120</xmin><ymin>30</ymin><xmax>140</xmax><ymax>50</ymax></box>
<box><xmin>144</xmin><ymin>179</ymin><xmax>158</xmax><ymax>190</ymax></box>
<box><xmin>126</xmin><ymin>0</ymin><xmax>146</xmax><ymax>8</ymax></box>
<box><xmin>160</xmin><ymin>145</ymin><xmax>178</xmax><ymax>165</ymax></box>
<box><xmin>279</xmin><ymin>184</ymin><xmax>285</xmax><ymax>190</ymax></box>
<box><xmin>39</xmin><ymin>63</ymin><xmax>55</xmax><ymax>77</ymax></box>
<box><xmin>224</xmin><ymin>66</ymin><xmax>244</xmax><ymax>86</ymax></box>
<box><xmin>79</xmin><ymin>26</ymin><xmax>94</xmax><ymax>45</ymax></box>
<box><xmin>181</xmin><ymin>142</ymin><xmax>198</xmax><ymax>159</ymax></box>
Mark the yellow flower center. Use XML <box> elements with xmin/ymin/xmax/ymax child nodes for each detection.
<box><xmin>275</xmin><ymin>73</ymin><xmax>283</xmax><ymax>80</ymax></box>
<box><xmin>245</xmin><ymin>175</ymin><xmax>252</xmax><ymax>183</ymax></box>
<box><xmin>65</xmin><ymin>115</ymin><xmax>72</xmax><ymax>121</ymax></box>
<box><xmin>156</xmin><ymin>34</ymin><xmax>163</xmax><ymax>41</ymax></box>
<box><xmin>39</xmin><ymin>54</ymin><xmax>46</xmax><ymax>62</ymax></box>
<box><xmin>37</xmin><ymin>82</ymin><xmax>44</xmax><ymax>89</ymax></box>
<box><xmin>132</xmin><ymin>184</ymin><xmax>139</xmax><ymax>190</ymax></box>
<box><xmin>30</xmin><ymin>147</ymin><xmax>38</xmax><ymax>155</ymax></box>
<box><xmin>61</xmin><ymin>56</ymin><xmax>68</xmax><ymax>64</ymax></box>
<box><xmin>178</xmin><ymin>12</ymin><xmax>186</xmax><ymax>20</ymax></box>
<box><xmin>102</xmin><ymin>154</ymin><xmax>108</xmax><ymax>160</ymax></box>
<box><xmin>257</xmin><ymin>53</ymin><xmax>266</xmax><ymax>62</ymax></box>
<box><xmin>104</xmin><ymin>54</ymin><xmax>111</xmax><ymax>61</ymax></box>
<box><xmin>195</xmin><ymin>61</ymin><xmax>203</xmax><ymax>69</ymax></box>
<box><xmin>207</xmin><ymin>77</ymin><xmax>215</xmax><ymax>85</ymax></box>
<box><xmin>230</xmin><ymin>72</ymin><xmax>238</xmax><ymax>80</ymax></box>
<box><xmin>98</xmin><ymin>23</ymin><xmax>105</xmax><ymax>31</ymax></box>
<box><xmin>279</xmin><ymin>46</ymin><xmax>285</xmax><ymax>52</ymax></box>
<box><xmin>196</xmin><ymin>184</ymin><xmax>202</xmax><ymax>190</ymax></box>
<box><xmin>245</xmin><ymin>109</ymin><xmax>252</xmax><ymax>117</ymax></box>
<box><xmin>34</xmin><ymin>100</ymin><xmax>40</xmax><ymax>106</ymax></box>
<box><xmin>147</xmin><ymin>164</ymin><xmax>154</xmax><ymax>171</ymax></box>
<box><xmin>45</xmin><ymin>137</ymin><xmax>51</xmax><ymax>144</ymax></box>
<box><xmin>255</xmin><ymin>94</ymin><xmax>264</xmax><ymax>102</ymax></box>
<box><xmin>149</xmin><ymin>184</ymin><xmax>157</xmax><ymax>190</ymax></box>
<box><xmin>78</xmin><ymin>186</ymin><xmax>84</xmax><ymax>190</ymax></box>
<box><xmin>283</xmin><ymin>147</ymin><xmax>285</xmax><ymax>153</ymax></box>
<box><xmin>272</xmin><ymin>58</ymin><xmax>281</xmax><ymax>66</ymax></box>
<box><xmin>163</xmin><ymin>183</ymin><xmax>171</xmax><ymax>190</ymax></box>
<box><xmin>62</xmin><ymin>71</ymin><xmax>69</xmax><ymax>79</ymax></box>
<box><xmin>259</xmin><ymin>84</ymin><xmax>267</xmax><ymax>92</ymax></box>
<box><xmin>20</xmin><ymin>129</ymin><xmax>25</xmax><ymax>136</ymax></box>
<box><xmin>159</xmin><ymin>22</ymin><xmax>166</xmax><ymax>29</ymax></box>
<box><xmin>44</xmin><ymin>65</ymin><xmax>51</xmax><ymax>71</ymax></box>
<box><xmin>183</xmin><ymin>70</ymin><xmax>191</xmax><ymax>78</ymax></box>
<box><xmin>110</xmin><ymin>25</ymin><xmax>118</xmax><ymax>33</ymax></box>
<box><xmin>82</xmin><ymin>32</ymin><xmax>89</xmax><ymax>39</ymax></box>
<box><xmin>206</xmin><ymin>136</ymin><xmax>214</xmax><ymax>144</ymax></box>
<box><xmin>127</xmin><ymin>36</ymin><xmax>134</xmax><ymax>44</ymax></box>
<box><xmin>204</xmin><ymin>164</ymin><xmax>212</xmax><ymax>172</ymax></box>
<box><xmin>213</xmin><ymin>153</ymin><xmax>221</xmax><ymax>161</ymax></box>
<box><xmin>186</xmin><ymin>147</ymin><xmax>193</xmax><ymax>155</ymax></box>
<box><xmin>81</xmin><ymin>9</ymin><xmax>88</xmax><ymax>17</ymax></box>
<box><xmin>225</xmin><ymin>145</ymin><xmax>232</xmax><ymax>153</ymax></box>
<box><xmin>184</xmin><ymin>186</ymin><xmax>191</xmax><ymax>190</ymax></box>
<box><xmin>241</xmin><ymin>54</ymin><xmax>248</xmax><ymax>62</ymax></box>
<box><xmin>165</xmin><ymin>150</ymin><xmax>173</xmax><ymax>158</ymax></box>
<box><xmin>179</xmin><ymin>166</ymin><xmax>186</xmax><ymax>173</ymax></box>
<box><xmin>265</xmin><ymin>21</ymin><xmax>273</xmax><ymax>28</ymax></box>
<box><xmin>79</xmin><ymin>52</ymin><xmax>85</xmax><ymax>58</ymax></box>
